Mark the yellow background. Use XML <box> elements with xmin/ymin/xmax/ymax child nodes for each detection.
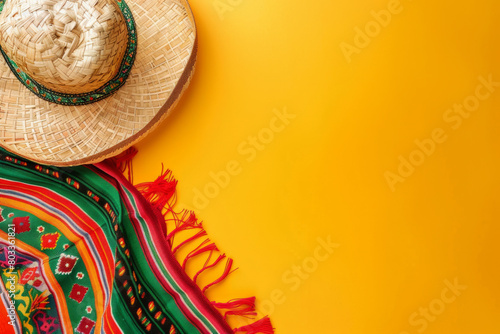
<box><xmin>133</xmin><ymin>0</ymin><xmax>500</xmax><ymax>333</ymax></box>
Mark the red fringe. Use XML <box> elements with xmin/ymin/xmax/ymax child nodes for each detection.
<box><xmin>213</xmin><ymin>297</ymin><xmax>257</xmax><ymax>320</ymax></box>
<box><xmin>202</xmin><ymin>258</ymin><xmax>236</xmax><ymax>294</ymax></box>
<box><xmin>166</xmin><ymin>211</ymin><xmax>202</xmax><ymax>243</ymax></box>
<box><xmin>172</xmin><ymin>229</ymin><xmax>207</xmax><ymax>254</ymax></box>
<box><xmin>233</xmin><ymin>316</ymin><xmax>275</xmax><ymax>334</ymax></box>
<box><xmin>135</xmin><ymin>166</ymin><xmax>177</xmax><ymax>214</ymax></box>
<box><xmin>181</xmin><ymin>240</ymin><xmax>218</xmax><ymax>270</ymax></box>
<box><xmin>118</xmin><ymin>148</ymin><xmax>274</xmax><ymax>333</ymax></box>
<box><xmin>193</xmin><ymin>253</ymin><xmax>226</xmax><ymax>284</ymax></box>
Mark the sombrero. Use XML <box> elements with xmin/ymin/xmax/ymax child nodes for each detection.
<box><xmin>0</xmin><ymin>0</ymin><xmax>197</xmax><ymax>166</ymax></box>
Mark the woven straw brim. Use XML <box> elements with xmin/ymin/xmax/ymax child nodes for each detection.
<box><xmin>0</xmin><ymin>0</ymin><xmax>196</xmax><ymax>166</ymax></box>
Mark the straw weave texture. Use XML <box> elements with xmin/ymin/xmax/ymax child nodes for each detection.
<box><xmin>0</xmin><ymin>0</ymin><xmax>129</xmax><ymax>94</ymax></box>
<box><xmin>0</xmin><ymin>0</ymin><xmax>196</xmax><ymax>166</ymax></box>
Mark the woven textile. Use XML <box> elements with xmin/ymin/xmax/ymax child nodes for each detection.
<box><xmin>0</xmin><ymin>148</ymin><xmax>272</xmax><ymax>333</ymax></box>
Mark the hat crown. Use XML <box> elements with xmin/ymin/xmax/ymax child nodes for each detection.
<box><xmin>0</xmin><ymin>0</ymin><xmax>128</xmax><ymax>95</ymax></box>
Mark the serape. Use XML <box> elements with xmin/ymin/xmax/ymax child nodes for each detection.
<box><xmin>0</xmin><ymin>148</ymin><xmax>273</xmax><ymax>334</ymax></box>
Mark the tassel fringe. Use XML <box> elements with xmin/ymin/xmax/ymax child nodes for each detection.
<box><xmin>213</xmin><ymin>297</ymin><xmax>257</xmax><ymax>320</ymax></box>
<box><xmin>233</xmin><ymin>316</ymin><xmax>275</xmax><ymax>334</ymax></box>
<box><xmin>109</xmin><ymin>147</ymin><xmax>274</xmax><ymax>333</ymax></box>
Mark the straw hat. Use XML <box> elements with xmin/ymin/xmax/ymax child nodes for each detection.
<box><xmin>0</xmin><ymin>0</ymin><xmax>196</xmax><ymax>166</ymax></box>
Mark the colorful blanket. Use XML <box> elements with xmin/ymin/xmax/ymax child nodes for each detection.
<box><xmin>0</xmin><ymin>148</ymin><xmax>273</xmax><ymax>334</ymax></box>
